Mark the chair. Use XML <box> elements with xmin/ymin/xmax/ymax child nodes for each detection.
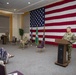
<box><xmin>28</xmin><ymin>39</ymin><xmax>33</xmax><ymax>46</ymax></box>
<box><xmin>1</xmin><ymin>35</ymin><xmax>7</xmax><ymax>44</ymax></box>
<box><xmin>0</xmin><ymin>64</ymin><xmax>6</xmax><ymax>75</ymax></box>
<box><xmin>19</xmin><ymin>37</ymin><xmax>29</xmax><ymax>48</ymax></box>
<box><xmin>12</xmin><ymin>36</ymin><xmax>17</xmax><ymax>44</ymax></box>
<box><xmin>37</xmin><ymin>41</ymin><xmax>45</xmax><ymax>52</ymax></box>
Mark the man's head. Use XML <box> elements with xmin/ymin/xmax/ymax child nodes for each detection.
<box><xmin>66</xmin><ymin>27</ymin><xmax>71</xmax><ymax>33</ymax></box>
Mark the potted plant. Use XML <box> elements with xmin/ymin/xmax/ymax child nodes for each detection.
<box><xmin>19</xmin><ymin>28</ymin><xmax>24</xmax><ymax>40</ymax></box>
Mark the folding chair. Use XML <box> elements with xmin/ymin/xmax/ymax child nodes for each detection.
<box><xmin>0</xmin><ymin>64</ymin><xmax>6</xmax><ymax>75</ymax></box>
<box><xmin>37</xmin><ymin>41</ymin><xmax>45</xmax><ymax>52</ymax></box>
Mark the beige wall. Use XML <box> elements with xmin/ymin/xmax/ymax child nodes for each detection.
<box><xmin>22</xmin><ymin>12</ymin><xmax>30</xmax><ymax>39</ymax></box>
<box><xmin>23</xmin><ymin>13</ymin><xmax>30</xmax><ymax>33</ymax></box>
<box><xmin>0</xmin><ymin>15</ymin><xmax>9</xmax><ymax>33</ymax></box>
<box><xmin>12</xmin><ymin>14</ymin><xmax>22</xmax><ymax>40</ymax></box>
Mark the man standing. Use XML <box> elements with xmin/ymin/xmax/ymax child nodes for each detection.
<box><xmin>63</xmin><ymin>27</ymin><xmax>76</xmax><ymax>63</ymax></box>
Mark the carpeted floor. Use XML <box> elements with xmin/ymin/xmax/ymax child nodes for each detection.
<box><xmin>0</xmin><ymin>43</ymin><xmax>76</xmax><ymax>75</ymax></box>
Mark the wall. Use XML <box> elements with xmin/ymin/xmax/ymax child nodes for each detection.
<box><xmin>0</xmin><ymin>15</ymin><xmax>9</xmax><ymax>37</ymax></box>
<box><xmin>12</xmin><ymin>14</ymin><xmax>22</xmax><ymax>40</ymax></box>
<box><xmin>23</xmin><ymin>12</ymin><xmax>30</xmax><ymax>39</ymax></box>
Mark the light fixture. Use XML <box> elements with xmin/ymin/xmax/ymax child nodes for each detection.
<box><xmin>7</xmin><ymin>2</ymin><xmax>9</xmax><ymax>4</ymax></box>
<box><xmin>28</xmin><ymin>2</ymin><xmax>31</xmax><ymax>4</ymax></box>
<box><xmin>14</xmin><ymin>9</ymin><xmax>16</xmax><ymax>11</ymax></box>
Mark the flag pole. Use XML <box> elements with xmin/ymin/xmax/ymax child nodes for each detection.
<box><xmin>30</xmin><ymin>26</ymin><xmax>33</xmax><ymax>46</ymax></box>
<box><xmin>35</xmin><ymin>25</ymin><xmax>39</xmax><ymax>47</ymax></box>
<box><xmin>43</xmin><ymin>24</ymin><xmax>45</xmax><ymax>48</ymax></box>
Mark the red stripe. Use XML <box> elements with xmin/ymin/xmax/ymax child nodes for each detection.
<box><xmin>45</xmin><ymin>35</ymin><xmax>62</xmax><ymax>39</ymax></box>
<box><xmin>45</xmin><ymin>29</ymin><xmax>76</xmax><ymax>32</ymax></box>
<box><xmin>32</xmin><ymin>35</ymin><xmax>43</xmax><ymax>38</ymax></box>
<box><xmin>45</xmin><ymin>5</ymin><xmax>76</xmax><ymax>14</ymax></box>
<box><xmin>45</xmin><ymin>21</ymin><xmax>76</xmax><ymax>26</ymax></box>
<box><xmin>45</xmin><ymin>13</ymin><xmax>76</xmax><ymax>20</ymax></box>
<box><xmin>30</xmin><ymin>29</ymin><xmax>76</xmax><ymax>33</ymax></box>
<box><xmin>32</xmin><ymin>35</ymin><xmax>63</xmax><ymax>39</ymax></box>
<box><xmin>45</xmin><ymin>0</ymin><xmax>74</xmax><ymax>9</ymax></box>
<box><xmin>31</xmin><ymin>29</ymin><xmax>65</xmax><ymax>32</ymax></box>
<box><xmin>32</xmin><ymin>35</ymin><xmax>35</xmax><ymax>37</ymax></box>
<box><xmin>45</xmin><ymin>41</ymin><xmax>57</xmax><ymax>45</ymax></box>
<box><xmin>73</xmin><ymin>45</ymin><xmax>76</xmax><ymax>48</ymax></box>
<box><xmin>30</xmin><ymin>30</ymin><xmax>44</xmax><ymax>32</ymax></box>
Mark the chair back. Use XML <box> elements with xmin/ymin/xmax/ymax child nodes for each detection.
<box><xmin>12</xmin><ymin>36</ymin><xmax>17</xmax><ymax>42</ymax></box>
<box><xmin>0</xmin><ymin>64</ymin><xmax>6</xmax><ymax>75</ymax></box>
<box><xmin>41</xmin><ymin>41</ymin><xmax>45</xmax><ymax>47</ymax></box>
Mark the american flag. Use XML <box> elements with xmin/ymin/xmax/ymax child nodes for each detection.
<box><xmin>30</xmin><ymin>0</ymin><xmax>76</xmax><ymax>48</ymax></box>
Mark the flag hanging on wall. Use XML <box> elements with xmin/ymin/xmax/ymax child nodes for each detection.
<box><xmin>30</xmin><ymin>0</ymin><xmax>76</xmax><ymax>48</ymax></box>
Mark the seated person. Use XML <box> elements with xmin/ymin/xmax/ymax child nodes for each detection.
<box><xmin>0</xmin><ymin>47</ymin><xmax>14</xmax><ymax>64</ymax></box>
<box><xmin>20</xmin><ymin>36</ymin><xmax>28</xmax><ymax>48</ymax></box>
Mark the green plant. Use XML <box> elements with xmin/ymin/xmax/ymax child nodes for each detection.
<box><xmin>19</xmin><ymin>29</ymin><xmax>24</xmax><ymax>39</ymax></box>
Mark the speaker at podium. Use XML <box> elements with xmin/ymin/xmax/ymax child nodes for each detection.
<box><xmin>55</xmin><ymin>39</ymin><xmax>70</xmax><ymax>67</ymax></box>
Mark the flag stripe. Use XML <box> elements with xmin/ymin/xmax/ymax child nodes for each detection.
<box><xmin>45</xmin><ymin>13</ymin><xmax>76</xmax><ymax>20</ymax></box>
<box><xmin>45</xmin><ymin>17</ymin><xmax>76</xmax><ymax>24</ymax></box>
<box><xmin>31</xmin><ymin>32</ymin><xmax>76</xmax><ymax>36</ymax></box>
<box><xmin>45</xmin><ymin>5</ymin><xmax>76</xmax><ymax>15</ymax></box>
<box><xmin>32</xmin><ymin>35</ymin><xmax>62</xmax><ymax>39</ymax></box>
<box><xmin>45</xmin><ymin>9</ymin><xmax>76</xmax><ymax>18</ymax></box>
<box><xmin>45</xmin><ymin>0</ymin><xmax>74</xmax><ymax>9</ymax></box>
<box><xmin>45</xmin><ymin>21</ymin><xmax>76</xmax><ymax>26</ymax></box>
<box><xmin>30</xmin><ymin>25</ymin><xmax>76</xmax><ymax>30</ymax></box>
<box><xmin>73</xmin><ymin>45</ymin><xmax>76</xmax><ymax>48</ymax></box>
<box><xmin>31</xmin><ymin>29</ymin><xmax>76</xmax><ymax>32</ymax></box>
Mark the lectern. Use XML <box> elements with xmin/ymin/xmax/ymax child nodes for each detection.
<box><xmin>55</xmin><ymin>39</ymin><xmax>70</xmax><ymax>67</ymax></box>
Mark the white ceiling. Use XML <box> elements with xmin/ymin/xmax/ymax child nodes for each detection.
<box><xmin>0</xmin><ymin>0</ymin><xmax>60</xmax><ymax>13</ymax></box>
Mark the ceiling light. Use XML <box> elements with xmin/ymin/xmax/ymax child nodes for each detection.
<box><xmin>14</xmin><ymin>9</ymin><xmax>16</xmax><ymax>11</ymax></box>
<box><xmin>28</xmin><ymin>2</ymin><xmax>31</xmax><ymax>4</ymax></box>
<box><xmin>7</xmin><ymin>2</ymin><xmax>9</xmax><ymax>4</ymax></box>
